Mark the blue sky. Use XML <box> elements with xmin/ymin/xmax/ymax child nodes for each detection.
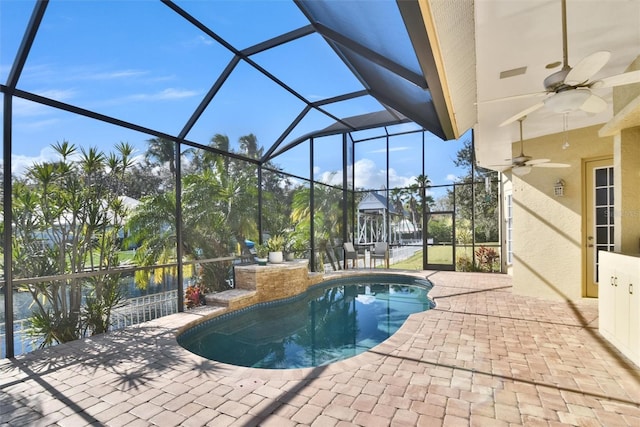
<box><xmin>1</xmin><ymin>0</ymin><xmax>469</xmax><ymax>191</ymax></box>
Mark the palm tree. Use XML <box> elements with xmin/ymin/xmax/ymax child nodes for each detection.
<box><xmin>128</xmin><ymin>143</ymin><xmax>260</xmax><ymax>291</ymax></box>
<box><xmin>239</xmin><ymin>134</ymin><xmax>262</xmax><ymax>159</ymax></box>
<box><xmin>290</xmin><ymin>183</ymin><xmax>343</xmax><ymax>271</ymax></box>
<box><xmin>145</xmin><ymin>137</ymin><xmax>176</xmax><ymax>175</ymax></box>
<box><xmin>205</xmin><ymin>133</ymin><xmax>230</xmax><ymax>174</ymax></box>
<box><xmin>408</xmin><ymin>174</ymin><xmax>433</xmax><ymax>234</ymax></box>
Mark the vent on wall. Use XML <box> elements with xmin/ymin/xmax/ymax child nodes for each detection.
<box><xmin>500</xmin><ymin>66</ymin><xmax>527</xmax><ymax>79</ymax></box>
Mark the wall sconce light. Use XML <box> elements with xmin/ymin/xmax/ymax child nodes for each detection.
<box><xmin>554</xmin><ymin>179</ymin><xmax>565</xmax><ymax>197</ymax></box>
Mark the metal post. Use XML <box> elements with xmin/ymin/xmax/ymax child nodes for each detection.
<box><xmin>385</xmin><ymin>134</ymin><xmax>390</xmax><ymax>243</ymax></box>
<box><xmin>309</xmin><ymin>138</ymin><xmax>315</xmax><ymax>271</ymax></box>
<box><xmin>258</xmin><ymin>165</ymin><xmax>263</xmax><ymax>243</ymax></box>
<box><xmin>2</xmin><ymin>0</ymin><xmax>49</xmax><ymax>360</ymax></box>
<box><xmin>3</xmin><ymin>93</ymin><xmax>15</xmax><ymax>358</ymax></box>
<box><xmin>422</xmin><ymin>131</ymin><xmax>427</xmax><ymax>269</ymax></box>
<box><xmin>342</xmin><ymin>133</ymin><xmax>348</xmax><ymax>244</ymax></box>
<box><xmin>175</xmin><ymin>142</ymin><xmax>184</xmax><ymax>312</ymax></box>
<box><xmin>471</xmin><ymin>136</ymin><xmax>476</xmax><ymax>267</ymax></box>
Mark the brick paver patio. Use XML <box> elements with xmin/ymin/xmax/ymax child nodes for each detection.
<box><xmin>1</xmin><ymin>271</ymin><xmax>639</xmax><ymax>426</ymax></box>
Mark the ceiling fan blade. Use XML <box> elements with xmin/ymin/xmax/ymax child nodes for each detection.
<box><xmin>487</xmin><ymin>164</ymin><xmax>513</xmax><ymax>170</ymax></box>
<box><xmin>533</xmin><ymin>162</ymin><xmax>570</xmax><ymax>168</ymax></box>
<box><xmin>579</xmin><ymin>93</ymin><xmax>608</xmax><ymax>113</ymax></box>
<box><xmin>478</xmin><ymin>91</ymin><xmax>547</xmax><ymax>104</ymax></box>
<box><xmin>564</xmin><ymin>51</ymin><xmax>611</xmax><ymax>85</ymax></box>
<box><xmin>591</xmin><ymin>69</ymin><xmax>640</xmax><ymax>89</ymax></box>
<box><xmin>525</xmin><ymin>158</ymin><xmax>550</xmax><ymax>166</ymax></box>
<box><xmin>499</xmin><ymin>102</ymin><xmax>545</xmax><ymax>127</ymax></box>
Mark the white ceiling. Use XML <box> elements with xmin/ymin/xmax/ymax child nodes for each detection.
<box><xmin>473</xmin><ymin>0</ymin><xmax>640</xmax><ymax>168</ymax></box>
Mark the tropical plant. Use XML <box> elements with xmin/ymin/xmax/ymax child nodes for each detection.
<box><xmin>290</xmin><ymin>182</ymin><xmax>342</xmax><ymax>271</ymax></box>
<box><xmin>407</xmin><ymin>174</ymin><xmax>434</xmax><ymax>233</ymax></box>
<box><xmin>145</xmin><ymin>137</ymin><xmax>176</xmax><ymax>175</ymax></box>
<box><xmin>239</xmin><ymin>133</ymin><xmax>263</xmax><ymax>159</ymax></box>
<box><xmin>475</xmin><ymin>246</ymin><xmax>500</xmax><ymax>272</ymax></box>
<box><xmin>10</xmin><ymin>141</ymin><xmax>133</xmax><ymax>346</ymax></box>
<box><xmin>455</xmin><ymin>255</ymin><xmax>475</xmax><ymax>272</ymax></box>
<box><xmin>448</xmin><ymin>139</ymin><xmax>500</xmax><ymax>243</ymax></box>
<box><xmin>254</xmin><ymin>243</ymin><xmax>269</xmax><ymax>259</ymax></box>
<box><xmin>266</xmin><ymin>234</ymin><xmax>285</xmax><ymax>252</ymax></box>
<box><xmin>185</xmin><ymin>285</ymin><xmax>203</xmax><ymax>308</ymax></box>
<box><xmin>128</xmin><ymin>133</ymin><xmax>263</xmax><ymax>292</ymax></box>
<box><xmin>286</xmin><ymin>235</ymin><xmax>308</xmax><ymax>258</ymax></box>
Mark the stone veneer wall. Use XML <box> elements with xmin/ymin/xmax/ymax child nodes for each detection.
<box><xmin>224</xmin><ymin>260</ymin><xmax>323</xmax><ymax>310</ymax></box>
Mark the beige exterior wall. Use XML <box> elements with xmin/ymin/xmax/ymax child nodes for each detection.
<box><xmin>614</xmin><ymin>128</ymin><xmax>640</xmax><ymax>255</ymax></box>
<box><xmin>510</xmin><ymin>125</ymin><xmax>613</xmax><ymax>301</ymax></box>
<box><xmin>612</xmin><ymin>56</ymin><xmax>640</xmax><ymax>255</ymax></box>
<box><xmin>507</xmin><ymin>54</ymin><xmax>640</xmax><ymax>301</ymax></box>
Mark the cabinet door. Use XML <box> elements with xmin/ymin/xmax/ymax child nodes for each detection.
<box><xmin>598</xmin><ymin>260</ymin><xmax>616</xmax><ymax>336</ymax></box>
<box><xmin>626</xmin><ymin>262</ymin><xmax>639</xmax><ymax>363</ymax></box>
<box><xmin>615</xmin><ymin>269</ymin><xmax>630</xmax><ymax>348</ymax></box>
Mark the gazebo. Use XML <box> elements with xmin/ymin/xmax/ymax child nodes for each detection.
<box><xmin>356</xmin><ymin>192</ymin><xmax>404</xmax><ymax>245</ymax></box>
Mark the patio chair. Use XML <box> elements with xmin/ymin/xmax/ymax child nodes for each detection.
<box><xmin>343</xmin><ymin>242</ymin><xmax>365</xmax><ymax>269</ymax></box>
<box><xmin>370</xmin><ymin>242</ymin><xmax>389</xmax><ymax>269</ymax></box>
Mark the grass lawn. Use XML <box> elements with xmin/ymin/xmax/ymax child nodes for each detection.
<box><xmin>391</xmin><ymin>246</ymin><xmax>455</xmax><ymax>269</ymax></box>
<box><xmin>389</xmin><ymin>244</ymin><xmax>499</xmax><ymax>270</ymax></box>
<box><xmin>118</xmin><ymin>250</ymin><xmax>136</xmax><ymax>264</ymax></box>
<box><xmin>87</xmin><ymin>250</ymin><xmax>136</xmax><ymax>266</ymax></box>
<box><xmin>390</xmin><ymin>250</ymin><xmax>423</xmax><ymax>269</ymax></box>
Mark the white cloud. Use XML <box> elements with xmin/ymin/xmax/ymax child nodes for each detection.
<box><xmin>369</xmin><ymin>146</ymin><xmax>409</xmax><ymax>154</ymax></box>
<box><xmin>387</xmin><ymin>168</ymin><xmax>415</xmax><ymax>189</ymax></box>
<box><xmin>318</xmin><ymin>170</ymin><xmax>341</xmax><ymax>186</ymax></box>
<box><xmin>13</xmin><ymin>92</ymin><xmax>75</xmax><ymax>117</ymax></box>
<box><xmin>198</xmin><ymin>35</ymin><xmax>214</xmax><ymax>46</ymax></box>
<box><xmin>8</xmin><ymin>146</ymin><xmax>60</xmax><ymax>176</ymax></box>
<box><xmin>128</xmin><ymin>88</ymin><xmax>200</xmax><ymax>101</ymax></box>
<box><xmin>37</xmin><ymin>89</ymin><xmax>77</xmax><ymax>100</ymax></box>
<box><xmin>445</xmin><ymin>174</ymin><xmax>458</xmax><ymax>182</ymax></box>
<box><xmin>5</xmin><ymin>147</ymin><xmax>146</xmax><ymax>178</ymax></box>
<box><xmin>84</xmin><ymin>69</ymin><xmax>148</xmax><ymax>80</ymax></box>
<box><xmin>314</xmin><ymin>158</ymin><xmax>417</xmax><ymax>189</ymax></box>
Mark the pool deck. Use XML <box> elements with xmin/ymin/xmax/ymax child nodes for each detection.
<box><xmin>1</xmin><ymin>271</ymin><xmax>639</xmax><ymax>426</ymax></box>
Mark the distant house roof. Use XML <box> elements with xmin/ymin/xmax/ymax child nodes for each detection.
<box><xmin>358</xmin><ymin>192</ymin><xmax>398</xmax><ymax>214</ymax></box>
<box><xmin>119</xmin><ymin>196</ymin><xmax>141</xmax><ymax>211</ymax></box>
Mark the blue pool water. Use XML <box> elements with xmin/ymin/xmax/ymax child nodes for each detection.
<box><xmin>178</xmin><ymin>275</ymin><xmax>434</xmax><ymax>369</ymax></box>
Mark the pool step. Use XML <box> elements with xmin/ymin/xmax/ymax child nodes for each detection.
<box><xmin>205</xmin><ymin>289</ymin><xmax>257</xmax><ymax>309</ymax></box>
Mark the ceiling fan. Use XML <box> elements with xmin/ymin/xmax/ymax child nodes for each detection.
<box><xmin>490</xmin><ymin>117</ymin><xmax>570</xmax><ymax>176</ymax></box>
<box><xmin>498</xmin><ymin>0</ymin><xmax>640</xmax><ymax>127</ymax></box>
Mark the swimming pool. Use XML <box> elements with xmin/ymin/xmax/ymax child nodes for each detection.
<box><xmin>178</xmin><ymin>274</ymin><xmax>434</xmax><ymax>369</ymax></box>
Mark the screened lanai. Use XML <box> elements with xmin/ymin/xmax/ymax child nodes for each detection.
<box><xmin>1</xmin><ymin>1</ymin><xmax>497</xmax><ymax>358</ymax></box>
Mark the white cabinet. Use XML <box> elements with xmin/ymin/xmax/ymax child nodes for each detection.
<box><xmin>598</xmin><ymin>251</ymin><xmax>640</xmax><ymax>367</ymax></box>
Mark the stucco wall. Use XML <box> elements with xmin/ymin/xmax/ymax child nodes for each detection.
<box><xmin>511</xmin><ymin>124</ymin><xmax>613</xmax><ymax>301</ymax></box>
<box><xmin>615</xmin><ymin>127</ymin><xmax>640</xmax><ymax>254</ymax></box>
<box><xmin>613</xmin><ymin>56</ymin><xmax>640</xmax><ymax>254</ymax></box>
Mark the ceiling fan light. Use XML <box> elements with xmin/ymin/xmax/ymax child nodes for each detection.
<box><xmin>512</xmin><ymin>165</ymin><xmax>532</xmax><ymax>176</ymax></box>
<box><xmin>544</xmin><ymin>90</ymin><xmax>591</xmax><ymax>113</ymax></box>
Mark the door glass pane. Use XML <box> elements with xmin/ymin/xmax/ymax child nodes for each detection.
<box><xmin>595</xmin><ymin>168</ymin><xmax>607</xmax><ymax>186</ymax></box>
<box><xmin>426</xmin><ymin>212</ymin><xmax>454</xmax><ymax>266</ymax></box>
<box><xmin>593</xmin><ymin>166</ymin><xmax>614</xmax><ymax>282</ymax></box>
<box><xmin>596</xmin><ymin>207</ymin><xmax>608</xmax><ymax>225</ymax></box>
<box><xmin>597</xmin><ymin>227</ymin><xmax>608</xmax><ymax>243</ymax></box>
